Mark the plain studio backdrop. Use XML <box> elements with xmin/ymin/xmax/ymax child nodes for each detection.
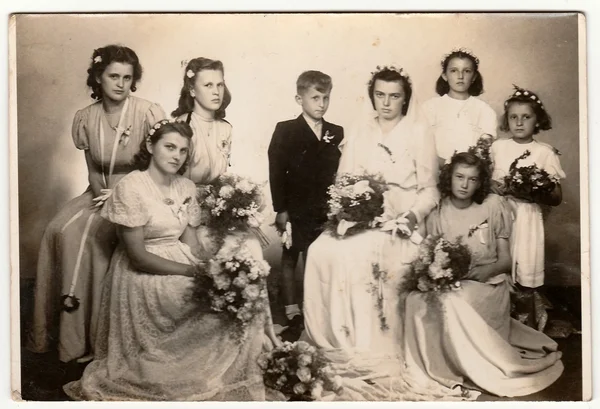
<box><xmin>15</xmin><ymin>13</ymin><xmax>581</xmax><ymax>286</ymax></box>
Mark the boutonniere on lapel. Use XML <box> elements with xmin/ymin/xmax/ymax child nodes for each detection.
<box><xmin>322</xmin><ymin>130</ymin><xmax>335</xmax><ymax>144</ymax></box>
<box><xmin>468</xmin><ymin>219</ymin><xmax>489</xmax><ymax>244</ymax></box>
<box><xmin>174</xmin><ymin>196</ymin><xmax>192</xmax><ymax>223</ymax></box>
<box><xmin>119</xmin><ymin>125</ymin><xmax>133</xmax><ymax>146</ymax></box>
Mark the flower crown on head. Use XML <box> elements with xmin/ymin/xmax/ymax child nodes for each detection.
<box><xmin>369</xmin><ymin>64</ymin><xmax>411</xmax><ymax>86</ymax></box>
<box><xmin>441</xmin><ymin>47</ymin><xmax>480</xmax><ymax>66</ymax></box>
<box><xmin>504</xmin><ymin>84</ymin><xmax>545</xmax><ymax>110</ymax></box>
<box><xmin>147</xmin><ymin>119</ymin><xmax>185</xmax><ymax>141</ymax></box>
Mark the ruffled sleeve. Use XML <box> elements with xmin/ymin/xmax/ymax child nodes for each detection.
<box><xmin>143</xmin><ymin>103</ymin><xmax>167</xmax><ymax>137</ymax></box>
<box><xmin>421</xmin><ymin>97</ymin><xmax>437</xmax><ymax>127</ymax></box>
<box><xmin>480</xmin><ymin>102</ymin><xmax>498</xmax><ymax>138</ymax></box>
<box><xmin>182</xmin><ymin>178</ymin><xmax>201</xmax><ymax>227</ymax></box>
<box><xmin>424</xmin><ymin>205</ymin><xmax>443</xmax><ymax>237</ymax></box>
<box><xmin>71</xmin><ymin>108</ymin><xmax>89</xmax><ymax>150</ymax></box>
<box><xmin>101</xmin><ymin>173</ymin><xmax>149</xmax><ymax>227</ymax></box>
<box><xmin>542</xmin><ymin>147</ymin><xmax>567</xmax><ymax>179</ymax></box>
<box><xmin>488</xmin><ymin>194</ymin><xmax>512</xmax><ymax>240</ymax></box>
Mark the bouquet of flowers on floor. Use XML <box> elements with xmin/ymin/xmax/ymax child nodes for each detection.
<box><xmin>258</xmin><ymin>340</ymin><xmax>344</xmax><ymax>401</ymax></box>
<box><xmin>399</xmin><ymin>235</ymin><xmax>472</xmax><ymax>298</ymax></box>
<box><xmin>196</xmin><ymin>174</ymin><xmax>267</xmax><ymax>246</ymax></box>
<box><xmin>503</xmin><ymin>150</ymin><xmax>560</xmax><ymax>202</ymax></box>
<box><xmin>324</xmin><ymin>172</ymin><xmax>388</xmax><ymax>238</ymax></box>
<box><xmin>190</xmin><ymin>243</ymin><xmax>271</xmax><ymax>342</ymax></box>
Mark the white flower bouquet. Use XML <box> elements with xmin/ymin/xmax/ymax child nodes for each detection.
<box><xmin>197</xmin><ymin>173</ymin><xmax>265</xmax><ymax>235</ymax></box>
<box><xmin>399</xmin><ymin>235</ymin><xmax>472</xmax><ymax>296</ymax></box>
<box><xmin>258</xmin><ymin>341</ymin><xmax>344</xmax><ymax>401</ymax></box>
<box><xmin>324</xmin><ymin>172</ymin><xmax>388</xmax><ymax>238</ymax></box>
<box><xmin>191</xmin><ymin>244</ymin><xmax>271</xmax><ymax>342</ymax></box>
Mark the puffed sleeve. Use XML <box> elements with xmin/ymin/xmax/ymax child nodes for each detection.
<box><xmin>71</xmin><ymin>108</ymin><xmax>89</xmax><ymax>150</ymax></box>
<box><xmin>421</xmin><ymin>97</ymin><xmax>437</xmax><ymax>127</ymax></box>
<box><xmin>101</xmin><ymin>174</ymin><xmax>149</xmax><ymax>227</ymax></box>
<box><xmin>424</xmin><ymin>206</ymin><xmax>443</xmax><ymax>237</ymax></box>
<box><xmin>480</xmin><ymin>103</ymin><xmax>498</xmax><ymax>138</ymax></box>
<box><xmin>409</xmin><ymin>123</ymin><xmax>441</xmax><ymax>223</ymax></box>
<box><xmin>183</xmin><ymin>178</ymin><xmax>201</xmax><ymax>227</ymax></box>
<box><xmin>143</xmin><ymin>103</ymin><xmax>167</xmax><ymax>137</ymax></box>
<box><xmin>542</xmin><ymin>148</ymin><xmax>567</xmax><ymax>180</ymax></box>
<box><xmin>488</xmin><ymin>194</ymin><xmax>512</xmax><ymax>239</ymax></box>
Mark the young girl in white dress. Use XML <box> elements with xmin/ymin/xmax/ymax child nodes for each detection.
<box><xmin>423</xmin><ymin>48</ymin><xmax>498</xmax><ymax>163</ymax></box>
<box><xmin>490</xmin><ymin>86</ymin><xmax>565</xmax><ymax>330</ymax></box>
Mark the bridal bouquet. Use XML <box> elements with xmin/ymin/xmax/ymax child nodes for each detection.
<box><xmin>191</xmin><ymin>244</ymin><xmax>271</xmax><ymax>342</ymax></box>
<box><xmin>400</xmin><ymin>235</ymin><xmax>472</xmax><ymax>296</ymax></box>
<box><xmin>324</xmin><ymin>173</ymin><xmax>388</xmax><ymax>238</ymax></box>
<box><xmin>197</xmin><ymin>174</ymin><xmax>266</xmax><ymax>242</ymax></box>
<box><xmin>503</xmin><ymin>150</ymin><xmax>560</xmax><ymax>201</ymax></box>
<box><xmin>258</xmin><ymin>341</ymin><xmax>344</xmax><ymax>401</ymax></box>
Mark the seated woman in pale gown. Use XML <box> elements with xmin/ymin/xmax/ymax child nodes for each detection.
<box><xmin>63</xmin><ymin>121</ymin><xmax>279</xmax><ymax>401</ymax></box>
<box><xmin>301</xmin><ymin>66</ymin><xmax>477</xmax><ymax>401</ymax></box>
<box><xmin>403</xmin><ymin>152</ymin><xmax>564</xmax><ymax>398</ymax></box>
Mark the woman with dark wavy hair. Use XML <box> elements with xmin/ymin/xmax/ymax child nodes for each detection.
<box><xmin>28</xmin><ymin>44</ymin><xmax>166</xmax><ymax>364</ymax></box>
<box><xmin>402</xmin><ymin>152</ymin><xmax>563</xmax><ymax>398</ymax></box>
<box><xmin>63</xmin><ymin>120</ymin><xmax>275</xmax><ymax>401</ymax></box>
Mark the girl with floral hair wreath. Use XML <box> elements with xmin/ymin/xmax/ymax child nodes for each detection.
<box><xmin>64</xmin><ymin>119</ymin><xmax>279</xmax><ymax>401</ymax></box>
<box><xmin>27</xmin><ymin>44</ymin><xmax>166</xmax><ymax>364</ymax></box>
<box><xmin>490</xmin><ymin>85</ymin><xmax>565</xmax><ymax>331</ymax></box>
<box><xmin>422</xmin><ymin>48</ymin><xmax>498</xmax><ymax>164</ymax></box>
<box><xmin>402</xmin><ymin>151</ymin><xmax>563</xmax><ymax>398</ymax></box>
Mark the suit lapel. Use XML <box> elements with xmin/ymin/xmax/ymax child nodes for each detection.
<box><xmin>296</xmin><ymin>115</ymin><xmax>319</xmax><ymax>145</ymax></box>
<box><xmin>317</xmin><ymin>119</ymin><xmax>339</xmax><ymax>152</ymax></box>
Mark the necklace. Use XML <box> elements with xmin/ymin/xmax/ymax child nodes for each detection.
<box><xmin>146</xmin><ymin>171</ymin><xmax>175</xmax><ymax>206</ymax></box>
<box><xmin>105</xmin><ymin>111</ymin><xmax>121</xmax><ymax>130</ymax></box>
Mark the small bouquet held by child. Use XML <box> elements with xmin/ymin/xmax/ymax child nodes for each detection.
<box><xmin>190</xmin><ymin>244</ymin><xmax>271</xmax><ymax>342</ymax></box>
<box><xmin>503</xmin><ymin>150</ymin><xmax>560</xmax><ymax>203</ymax></box>
<box><xmin>399</xmin><ymin>235</ymin><xmax>472</xmax><ymax>298</ymax></box>
<box><xmin>196</xmin><ymin>173</ymin><xmax>269</xmax><ymax>247</ymax></box>
<box><xmin>324</xmin><ymin>173</ymin><xmax>388</xmax><ymax>238</ymax></box>
<box><xmin>258</xmin><ymin>340</ymin><xmax>344</xmax><ymax>401</ymax></box>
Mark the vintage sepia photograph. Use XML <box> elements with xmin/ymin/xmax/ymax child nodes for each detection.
<box><xmin>10</xmin><ymin>11</ymin><xmax>589</xmax><ymax>403</ymax></box>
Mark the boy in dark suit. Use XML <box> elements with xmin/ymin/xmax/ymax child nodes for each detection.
<box><xmin>268</xmin><ymin>71</ymin><xmax>344</xmax><ymax>335</ymax></box>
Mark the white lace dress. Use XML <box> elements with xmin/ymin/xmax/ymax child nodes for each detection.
<box><xmin>63</xmin><ymin>170</ymin><xmax>265</xmax><ymax>401</ymax></box>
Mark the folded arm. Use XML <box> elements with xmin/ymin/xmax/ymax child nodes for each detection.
<box><xmin>119</xmin><ymin>226</ymin><xmax>196</xmax><ymax>277</ymax></box>
<box><xmin>468</xmin><ymin>238</ymin><xmax>511</xmax><ymax>283</ymax></box>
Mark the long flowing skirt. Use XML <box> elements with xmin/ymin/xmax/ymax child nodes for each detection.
<box><xmin>302</xmin><ymin>230</ymin><xmax>474</xmax><ymax>401</ymax></box>
<box><xmin>63</xmin><ymin>239</ymin><xmax>266</xmax><ymax>401</ymax></box>
<box><xmin>403</xmin><ymin>279</ymin><xmax>564</xmax><ymax>397</ymax></box>
<box><xmin>27</xmin><ymin>188</ymin><xmax>117</xmax><ymax>362</ymax></box>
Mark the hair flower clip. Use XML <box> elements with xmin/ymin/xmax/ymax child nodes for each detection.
<box><xmin>186</xmin><ymin>69</ymin><xmax>195</xmax><ymax>79</ymax></box>
<box><xmin>93</xmin><ymin>55</ymin><xmax>102</xmax><ymax>64</ymax></box>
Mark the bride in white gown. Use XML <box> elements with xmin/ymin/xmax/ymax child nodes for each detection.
<box><xmin>301</xmin><ymin>66</ymin><xmax>474</xmax><ymax>400</ymax></box>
